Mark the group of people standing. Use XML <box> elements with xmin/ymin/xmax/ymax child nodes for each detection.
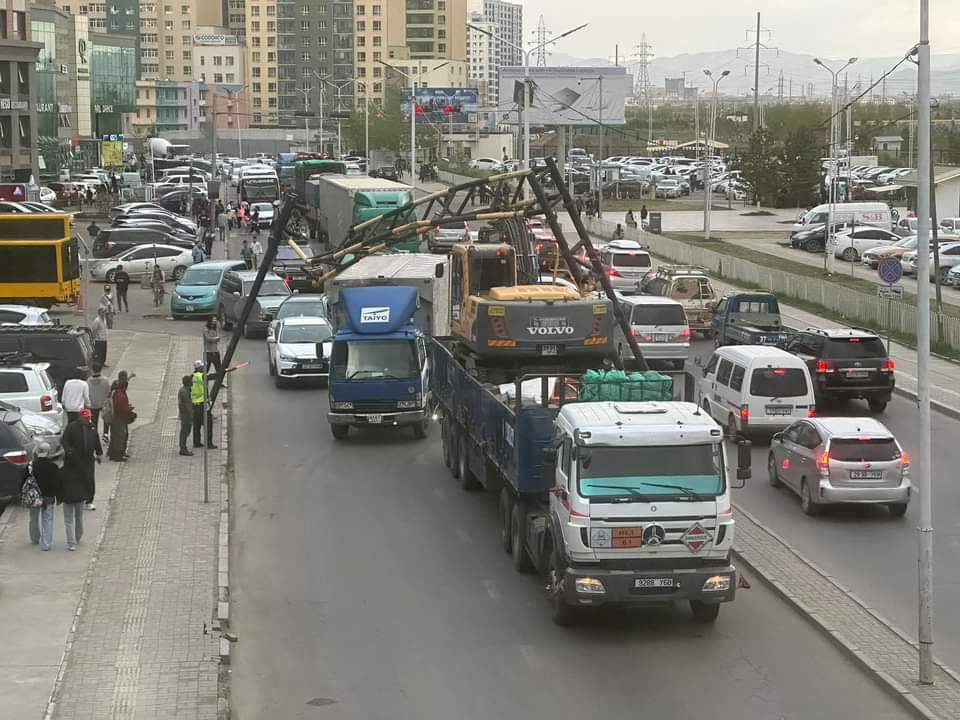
<box><xmin>25</xmin><ymin>367</ymin><xmax>134</xmax><ymax>551</ymax></box>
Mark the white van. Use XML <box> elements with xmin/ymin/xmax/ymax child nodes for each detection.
<box><xmin>698</xmin><ymin>345</ymin><xmax>815</xmax><ymax>437</ymax></box>
<box><xmin>614</xmin><ymin>295</ymin><xmax>690</xmax><ymax>370</ymax></box>
<box><xmin>792</xmin><ymin>202</ymin><xmax>892</xmax><ymax>234</ymax></box>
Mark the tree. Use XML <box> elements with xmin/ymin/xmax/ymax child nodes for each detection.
<box><xmin>343</xmin><ymin>86</ymin><xmax>440</xmax><ymax>161</ymax></box>
<box><xmin>737</xmin><ymin>128</ymin><xmax>783</xmax><ymax>206</ymax></box>
<box><xmin>780</xmin><ymin>127</ymin><xmax>821</xmax><ymax>209</ymax></box>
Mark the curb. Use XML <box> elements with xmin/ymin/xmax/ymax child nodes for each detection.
<box><xmin>732</xmin><ymin>502</ymin><xmax>960</xmax><ymax>720</ymax></box>
<box><xmin>892</xmin><ymin>385</ymin><xmax>960</xmax><ymax>422</ymax></box>
<box><xmin>216</xmin><ymin>383</ymin><xmax>233</xmax><ymax>720</ymax></box>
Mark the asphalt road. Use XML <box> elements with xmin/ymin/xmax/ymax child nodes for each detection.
<box><xmin>686</xmin><ymin>338</ymin><xmax>960</xmax><ymax>670</ymax></box>
<box><xmin>228</xmin><ymin>336</ymin><xmax>907</xmax><ymax>720</ymax></box>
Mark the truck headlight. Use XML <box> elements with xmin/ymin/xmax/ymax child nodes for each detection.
<box><xmin>702</xmin><ymin>575</ymin><xmax>732</xmax><ymax>592</ymax></box>
<box><xmin>589</xmin><ymin>527</ymin><xmax>612</xmax><ymax>548</ymax></box>
<box><xmin>575</xmin><ymin>577</ymin><xmax>606</xmax><ymax>594</ymax></box>
<box><xmin>397</xmin><ymin>399</ymin><xmax>418</xmax><ymax>409</ymax></box>
<box><xmin>331</xmin><ymin>401</ymin><xmax>353</xmax><ymax>410</ymax></box>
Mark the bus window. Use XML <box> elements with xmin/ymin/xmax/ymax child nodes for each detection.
<box><xmin>0</xmin><ymin>246</ymin><xmax>58</xmax><ymax>282</ymax></box>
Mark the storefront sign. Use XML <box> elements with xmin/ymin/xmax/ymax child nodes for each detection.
<box><xmin>94</xmin><ymin>104</ymin><xmax>114</xmax><ymax>113</ymax></box>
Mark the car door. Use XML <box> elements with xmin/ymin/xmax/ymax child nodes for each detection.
<box><xmin>794</xmin><ymin>423</ymin><xmax>824</xmax><ymax>492</ymax></box>
<box><xmin>698</xmin><ymin>352</ymin><xmax>719</xmax><ymax>417</ymax></box>
<box><xmin>773</xmin><ymin>422</ymin><xmax>804</xmax><ymax>489</ymax></box>
<box><xmin>713</xmin><ymin>358</ymin><xmax>734</xmax><ymax>418</ymax></box>
<box><xmin>154</xmin><ymin>247</ymin><xmax>181</xmax><ymax>274</ymax></box>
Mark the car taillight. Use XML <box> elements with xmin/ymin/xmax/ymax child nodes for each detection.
<box><xmin>739</xmin><ymin>405</ymin><xmax>749</xmax><ymax>420</ymax></box>
<box><xmin>899</xmin><ymin>450</ymin><xmax>910</xmax><ymax>468</ymax></box>
<box><xmin>40</xmin><ymin>394</ymin><xmax>53</xmax><ymax>412</ymax></box>
<box><xmin>534</xmin><ymin>243</ymin><xmax>542</xmax><ymax>253</ymax></box>
<box><xmin>815</xmin><ymin>360</ymin><xmax>833</xmax><ymax>373</ymax></box>
<box><xmin>882</xmin><ymin>358</ymin><xmax>895</xmax><ymax>372</ymax></box>
<box><xmin>818</xmin><ymin>452</ymin><xmax>830</xmax><ymax>476</ymax></box>
<box><xmin>608</xmin><ymin>267</ymin><xmax>621</xmax><ymax>277</ymax></box>
<box><xmin>3</xmin><ymin>450</ymin><xmax>28</xmax><ymax>466</ymax></box>
<box><xmin>678</xmin><ymin>327</ymin><xmax>691</xmax><ymax>339</ymax></box>
<box><xmin>807</xmin><ymin>406</ymin><xmax>816</xmax><ymax>418</ymax></box>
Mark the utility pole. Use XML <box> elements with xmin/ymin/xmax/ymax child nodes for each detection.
<box><xmin>916</xmin><ymin>0</ymin><xmax>934</xmax><ymax>686</ymax></box>
<box><xmin>738</xmin><ymin>12</ymin><xmax>778</xmax><ymax>132</ymax></box>
<box><xmin>777</xmin><ymin>69</ymin><xmax>784</xmax><ymax>104</ymax></box>
<box><xmin>633</xmin><ymin>34</ymin><xmax>653</xmax><ymax>144</ymax></box>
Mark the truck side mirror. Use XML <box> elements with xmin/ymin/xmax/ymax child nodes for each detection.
<box><xmin>734</xmin><ymin>439</ymin><xmax>751</xmax><ymax>487</ymax></box>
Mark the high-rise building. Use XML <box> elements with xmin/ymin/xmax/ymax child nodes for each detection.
<box><xmin>245</xmin><ymin>0</ymin><xmax>277</xmax><ymax>125</ymax></box>
<box><xmin>224</xmin><ymin>0</ymin><xmax>246</xmax><ymax>40</ymax></box>
<box><xmin>481</xmin><ymin>0</ymin><xmax>519</xmax><ymax>65</ymax></box>
<box><xmin>0</xmin><ymin>1</ymin><xmax>42</xmax><ymax>180</ymax></box>
<box><xmin>137</xmin><ymin>1</ymin><xmax>203</xmax><ymax>82</ymax></box>
<box><xmin>50</xmin><ymin>1</ymin><xmax>140</xmax><ymax>77</ymax></box>
<box><xmin>466</xmin><ymin>10</ymin><xmax>495</xmax><ymax>105</ymax></box>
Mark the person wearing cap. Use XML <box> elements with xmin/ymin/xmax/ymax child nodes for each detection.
<box><xmin>61</xmin><ymin>408</ymin><xmax>102</xmax><ymax>546</ymax></box>
<box><xmin>29</xmin><ymin>442</ymin><xmax>61</xmax><ymax>551</ymax></box>
<box><xmin>107</xmin><ymin>372</ymin><xmax>134</xmax><ymax>462</ymax></box>
<box><xmin>191</xmin><ymin>360</ymin><xmax>217</xmax><ymax>449</ymax></box>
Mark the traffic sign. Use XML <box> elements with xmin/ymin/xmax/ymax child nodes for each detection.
<box><xmin>877</xmin><ymin>257</ymin><xmax>903</xmax><ymax>284</ymax></box>
<box><xmin>877</xmin><ymin>284</ymin><xmax>904</xmax><ymax>299</ymax></box>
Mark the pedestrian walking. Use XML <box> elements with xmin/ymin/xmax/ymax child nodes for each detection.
<box><xmin>87</xmin><ymin>364</ymin><xmax>110</xmax><ymax>437</ymax></box>
<box><xmin>192</xmin><ymin>241</ymin><xmax>206</xmax><ymax>265</ymax></box>
<box><xmin>150</xmin><ymin>264</ymin><xmax>165</xmax><ymax>307</ymax></box>
<box><xmin>62</xmin><ymin>377</ymin><xmax>90</xmax><ymax>423</ymax></box>
<box><xmin>217</xmin><ymin>210</ymin><xmax>228</xmax><ymax>244</ymax></box>
<box><xmin>113</xmin><ymin>264</ymin><xmax>131</xmax><ymax>312</ymax></box>
<box><xmin>575</xmin><ymin>197</ymin><xmax>584</xmax><ymax>218</ymax></box>
<box><xmin>91</xmin><ymin>308</ymin><xmax>108</xmax><ymax>367</ymax></box>
<box><xmin>640</xmin><ymin>204</ymin><xmax>648</xmax><ymax>224</ymax></box>
<box><xmin>252</xmin><ymin>237</ymin><xmax>263</xmax><ymax>269</ymax></box>
<box><xmin>227</xmin><ymin>206</ymin><xmax>236</xmax><ymax>231</ymax></box>
<box><xmin>240</xmin><ymin>240</ymin><xmax>254</xmax><ymax>270</ymax></box>
<box><xmin>178</xmin><ymin>375</ymin><xmax>194</xmax><ymax>457</ymax></box>
<box><xmin>61</xmin><ymin>409</ymin><xmax>102</xmax><ymax>532</ymax></box>
<box><xmin>86</xmin><ymin>219</ymin><xmax>101</xmax><ymax>241</ymax></box>
<box><xmin>250</xmin><ymin>209</ymin><xmax>261</xmax><ymax>239</ymax></box>
<box><xmin>625</xmin><ymin>209</ymin><xmax>636</xmax><ymax>229</ymax></box>
<box><xmin>28</xmin><ymin>442</ymin><xmax>61</xmax><ymax>550</ymax></box>
<box><xmin>99</xmin><ymin>286</ymin><xmax>116</xmax><ymax>329</ymax></box>
<box><xmin>236</xmin><ymin>203</ymin><xmax>246</xmax><ymax>230</ymax></box>
<box><xmin>191</xmin><ymin>360</ymin><xmax>217</xmax><ymax>449</ymax></box>
<box><xmin>107</xmin><ymin>373</ymin><xmax>134</xmax><ymax>462</ymax></box>
<box><xmin>203</xmin><ymin>318</ymin><xmax>223</xmax><ymax>376</ymax></box>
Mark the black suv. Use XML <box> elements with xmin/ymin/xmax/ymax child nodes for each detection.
<box><xmin>0</xmin><ymin>326</ymin><xmax>94</xmax><ymax>391</ymax></box>
<box><xmin>781</xmin><ymin>327</ymin><xmax>894</xmax><ymax>412</ymax></box>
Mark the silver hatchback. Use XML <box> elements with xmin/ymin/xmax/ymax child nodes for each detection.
<box><xmin>767</xmin><ymin>417</ymin><xmax>911</xmax><ymax>517</ymax></box>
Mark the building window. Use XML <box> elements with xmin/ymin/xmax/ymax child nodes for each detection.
<box><xmin>302</xmin><ymin>4</ymin><xmax>310</xmax><ymax>15</ymax></box>
<box><xmin>302</xmin><ymin>52</ymin><xmax>311</xmax><ymax>63</ymax></box>
<box><xmin>373</xmin><ymin>82</ymin><xmax>381</xmax><ymax>93</ymax></box>
<box><xmin>213</xmin><ymin>55</ymin><xmax>223</xmax><ymax>65</ymax></box>
<box><xmin>251</xmin><ymin>37</ymin><xmax>260</xmax><ymax>47</ymax></box>
<box><xmin>357</xmin><ymin>52</ymin><xmax>365</xmax><ymax>62</ymax></box>
<box><xmin>268</xmin><ymin>82</ymin><xmax>277</xmax><ymax>93</ymax></box>
<box><xmin>19</xmin><ymin>116</ymin><xmax>31</xmax><ymax>146</ymax></box>
<box><xmin>252</xmin><ymin>67</ymin><xmax>261</xmax><ymax>77</ymax></box>
<box><xmin>214</xmin><ymin>73</ymin><xmax>223</xmax><ymax>83</ymax></box>
<box><xmin>356</xmin><ymin>5</ymin><xmax>365</xmax><ymax>14</ymax></box>
<box><xmin>226</xmin><ymin>73</ymin><xmax>235</xmax><ymax>82</ymax></box>
<box><xmin>13</xmin><ymin>11</ymin><xmax>26</xmax><ymax>40</ymax></box>
<box><xmin>252</xmin><ymin>52</ymin><xmax>261</xmax><ymax>62</ymax></box>
<box><xmin>373</xmin><ymin>36</ymin><xmax>381</xmax><ymax>47</ymax></box>
<box><xmin>267</xmin><ymin>21</ymin><xmax>275</xmax><ymax>31</ymax></box>
<box><xmin>266</xmin><ymin>5</ymin><xmax>275</xmax><ymax>16</ymax></box>
<box><xmin>356</xmin><ymin>20</ymin><xmax>365</xmax><ymax>31</ymax></box>
<box><xmin>16</xmin><ymin>63</ymin><xmax>28</xmax><ymax>94</ymax></box>
<box><xmin>250</xmin><ymin>5</ymin><xmax>259</xmax><ymax>15</ymax></box>
<box><xmin>373</xmin><ymin>66</ymin><xmax>381</xmax><ymax>78</ymax></box>
<box><xmin>357</xmin><ymin>66</ymin><xmax>366</xmax><ymax>77</ymax></box>
<box><xmin>372</xmin><ymin>4</ymin><xmax>381</xmax><ymax>15</ymax></box>
<box><xmin>301</xmin><ymin>20</ymin><xmax>310</xmax><ymax>31</ymax></box>
<box><xmin>182</xmin><ymin>20</ymin><xmax>191</xmax><ymax>29</ymax></box>
<box><xmin>226</xmin><ymin>56</ymin><xmax>234</xmax><ymax>66</ymax></box>
<box><xmin>372</xmin><ymin>21</ymin><xmax>381</xmax><ymax>31</ymax></box>
<box><xmin>183</xmin><ymin>51</ymin><xmax>191</xmax><ymax>60</ymax></box>
<box><xmin>251</xmin><ymin>21</ymin><xmax>260</xmax><ymax>31</ymax></box>
<box><xmin>356</xmin><ymin>36</ymin><xmax>365</xmax><ymax>46</ymax></box>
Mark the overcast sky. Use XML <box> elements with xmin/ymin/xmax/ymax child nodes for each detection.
<box><xmin>515</xmin><ymin>1</ymin><xmax>960</xmax><ymax>61</ymax></box>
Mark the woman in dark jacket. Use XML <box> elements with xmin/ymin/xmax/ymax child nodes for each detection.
<box><xmin>60</xmin><ymin>409</ymin><xmax>103</xmax><ymax>548</ymax></box>
<box><xmin>29</xmin><ymin>443</ymin><xmax>62</xmax><ymax>550</ymax></box>
<box><xmin>108</xmin><ymin>376</ymin><xmax>134</xmax><ymax>461</ymax></box>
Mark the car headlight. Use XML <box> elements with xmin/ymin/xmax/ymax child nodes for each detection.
<box><xmin>279</xmin><ymin>354</ymin><xmax>295</xmax><ymax>362</ymax></box>
<box><xmin>702</xmin><ymin>575</ymin><xmax>732</xmax><ymax>592</ymax></box>
<box><xmin>331</xmin><ymin>401</ymin><xmax>354</xmax><ymax>410</ymax></box>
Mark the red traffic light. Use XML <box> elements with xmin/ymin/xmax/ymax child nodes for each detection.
<box><xmin>443</xmin><ymin>105</ymin><xmax>452</xmax><ymax>113</ymax></box>
<box><xmin>415</xmin><ymin>104</ymin><xmax>424</xmax><ymax>113</ymax></box>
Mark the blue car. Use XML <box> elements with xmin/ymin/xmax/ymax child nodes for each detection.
<box><xmin>171</xmin><ymin>260</ymin><xmax>247</xmax><ymax>319</ymax></box>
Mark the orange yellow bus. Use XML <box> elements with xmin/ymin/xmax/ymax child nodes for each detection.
<box><xmin>0</xmin><ymin>213</ymin><xmax>80</xmax><ymax>307</ymax></box>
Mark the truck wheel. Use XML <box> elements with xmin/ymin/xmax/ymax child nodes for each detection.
<box><xmin>499</xmin><ymin>488</ymin><xmax>513</xmax><ymax>554</ymax></box>
<box><xmin>458</xmin><ymin>434</ymin><xmax>480</xmax><ymax>490</ymax></box>
<box><xmin>549</xmin><ymin>548</ymin><xmax>578</xmax><ymax>626</ymax></box>
<box><xmin>330</xmin><ymin>424</ymin><xmax>349</xmax><ymax>440</ymax></box>
<box><xmin>510</xmin><ymin>501</ymin><xmax>533</xmax><ymax>573</ymax></box>
<box><xmin>690</xmin><ymin>600</ymin><xmax>720</xmax><ymax>623</ymax></box>
<box><xmin>441</xmin><ymin>417</ymin><xmax>452</xmax><ymax>468</ymax></box>
<box><xmin>449</xmin><ymin>425</ymin><xmax>461</xmax><ymax>479</ymax></box>
<box><xmin>412</xmin><ymin>419</ymin><xmax>429</xmax><ymax>440</ymax></box>
<box><xmin>887</xmin><ymin>502</ymin><xmax>908</xmax><ymax>517</ymax></box>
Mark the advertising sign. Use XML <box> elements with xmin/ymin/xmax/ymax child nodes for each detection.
<box><xmin>100</xmin><ymin>140</ymin><xmax>123</xmax><ymax>167</ymax></box>
<box><xmin>496</xmin><ymin>66</ymin><xmax>630</xmax><ymax>126</ymax></box>
<box><xmin>403</xmin><ymin>88</ymin><xmax>478</xmax><ymax>123</ymax></box>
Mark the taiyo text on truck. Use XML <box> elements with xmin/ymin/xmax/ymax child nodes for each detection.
<box><xmin>327</xmin><ymin>285</ymin><xmax>432</xmax><ymax>440</ymax></box>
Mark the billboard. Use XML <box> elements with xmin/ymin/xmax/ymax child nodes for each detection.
<box><xmin>100</xmin><ymin>140</ymin><xmax>123</xmax><ymax>167</ymax></box>
<box><xmin>496</xmin><ymin>66</ymin><xmax>630</xmax><ymax>126</ymax></box>
<box><xmin>403</xmin><ymin>88</ymin><xmax>478</xmax><ymax>124</ymax></box>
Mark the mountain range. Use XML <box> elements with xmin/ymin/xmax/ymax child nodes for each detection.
<box><xmin>545</xmin><ymin>49</ymin><xmax>960</xmax><ymax>99</ymax></box>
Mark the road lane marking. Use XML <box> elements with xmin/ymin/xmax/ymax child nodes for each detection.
<box><xmin>481</xmin><ymin>579</ymin><xmax>501</xmax><ymax>601</ymax></box>
<box><xmin>519</xmin><ymin>644</ymin><xmax>542</xmax><ymax>671</ymax></box>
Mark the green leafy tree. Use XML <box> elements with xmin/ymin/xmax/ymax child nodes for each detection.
<box><xmin>780</xmin><ymin>127</ymin><xmax>821</xmax><ymax>208</ymax></box>
<box><xmin>737</xmin><ymin>128</ymin><xmax>783</xmax><ymax>206</ymax></box>
<box><xmin>344</xmin><ymin>87</ymin><xmax>441</xmax><ymax>160</ymax></box>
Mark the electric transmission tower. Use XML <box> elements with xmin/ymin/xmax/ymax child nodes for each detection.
<box><xmin>737</xmin><ymin>12</ymin><xmax>779</xmax><ymax>130</ymax></box>
<box><xmin>533</xmin><ymin>15</ymin><xmax>551</xmax><ymax>67</ymax></box>
<box><xmin>632</xmin><ymin>34</ymin><xmax>654</xmax><ymax>144</ymax></box>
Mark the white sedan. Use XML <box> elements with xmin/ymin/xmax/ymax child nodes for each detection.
<box><xmin>87</xmin><ymin>243</ymin><xmax>196</xmax><ymax>282</ymax></box>
<box><xmin>471</xmin><ymin>157</ymin><xmax>506</xmax><ymax>172</ymax></box>
<box><xmin>39</xmin><ymin>187</ymin><xmax>57</xmax><ymax>204</ymax></box>
<box><xmin>902</xmin><ymin>241</ymin><xmax>960</xmax><ymax>282</ymax></box>
<box><xmin>266</xmin><ymin>316</ymin><xmax>334</xmax><ymax>388</ymax></box>
<box><xmin>830</xmin><ymin>226</ymin><xmax>901</xmax><ymax>262</ymax></box>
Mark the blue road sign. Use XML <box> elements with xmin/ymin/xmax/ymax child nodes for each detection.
<box><xmin>878</xmin><ymin>257</ymin><xmax>903</xmax><ymax>284</ymax></box>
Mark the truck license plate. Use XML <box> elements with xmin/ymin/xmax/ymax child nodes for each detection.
<box><xmin>367</xmin><ymin>415</ymin><xmax>383</xmax><ymax>424</ymax></box>
<box><xmin>635</xmin><ymin>577</ymin><xmax>674</xmax><ymax>589</ymax></box>
<box><xmin>539</xmin><ymin>344</ymin><xmax>559</xmax><ymax>356</ymax></box>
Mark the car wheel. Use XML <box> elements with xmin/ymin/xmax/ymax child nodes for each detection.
<box><xmin>105</xmin><ymin>269</ymin><xmax>117</xmax><ymax>283</ymax></box>
<box><xmin>330</xmin><ymin>424</ymin><xmax>349</xmax><ymax>440</ymax></box>
<box><xmin>800</xmin><ymin>480</ymin><xmax>819</xmax><ymax>516</ymax></box>
<box><xmin>267</xmin><ymin>352</ymin><xmax>276</xmax><ymax>376</ymax></box>
<box><xmin>690</xmin><ymin>600</ymin><xmax>721</xmax><ymax>623</ymax></box>
<box><xmin>841</xmin><ymin>247</ymin><xmax>858</xmax><ymax>262</ymax></box>
<box><xmin>172</xmin><ymin>265</ymin><xmax>187</xmax><ymax>280</ymax></box>
<box><xmin>274</xmin><ymin>374</ymin><xmax>285</xmax><ymax>389</ymax></box>
<box><xmin>888</xmin><ymin>503</ymin><xmax>908</xmax><ymax>517</ymax></box>
<box><xmin>868</xmin><ymin>397</ymin><xmax>888</xmax><ymax>413</ymax></box>
<box><xmin>767</xmin><ymin>452</ymin><xmax>782</xmax><ymax>487</ymax></box>
<box><xmin>510</xmin><ymin>500</ymin><xmax>533</xmax><ymax>573</ymax></box>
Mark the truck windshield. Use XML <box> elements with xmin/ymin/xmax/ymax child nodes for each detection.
<box><xmin>330</xmin><ymin>340</ymin><xmax>419</xmax><ymax>380</ymax></box>
<box><xmin>578</xmin><ymin>443</ymin><xmax>723</xmax><ymax>499</ymax></box>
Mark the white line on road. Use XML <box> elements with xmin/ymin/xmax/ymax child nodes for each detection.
<box><xmin>519</xmin><ymin>644</ymin><xmax>543</xmax><ymax>672</ymax></box>
<box><xmin>481</xmin><ymin>579</ymin><xmax>501</xmax><ymax>601</ymax></box>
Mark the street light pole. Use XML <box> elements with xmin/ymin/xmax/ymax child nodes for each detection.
<box><xmin>294</xmin><ymin>86</ymin><xmax>312</xmax><ymax>152</ymax></box>
<box><xmin>580</xmin><ymin>74</ymin><xmax>604</xmax><ymax>218</ymax></box>
<box><xmin>916</xmin><ymin>0</ymin><xmax>934</xmax><ymax>685</ymax></box>
<box><xmin>703</xmin><ymin>68</ymin><xmax>729</xmax><ymax>240</ymax></box>
<box><xmin>311</xmin><ymin>72</ymin><xmax>329</xmax><ymax>155</ymax></box>
<box><xmin>325</xmin><ymin>78</ymin><xmax>356</xmax><ymax>159</ymax></box>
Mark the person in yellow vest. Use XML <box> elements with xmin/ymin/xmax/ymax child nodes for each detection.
<box><xmin>191</xmin><ymin>361</ymin><xmax>218</xmax><ymax>449</ymax></box>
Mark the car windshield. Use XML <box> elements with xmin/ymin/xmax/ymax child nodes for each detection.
<box><xmin>277</xmin><ymin>300</ymin><xmax>325</xmax><ymax>319</ymax></box>
<box><xmin>244</xmin><ymin>280</ymin><xmax>291</xmax><ymax>297</ymax></box>
<box><xmin>823</xmin><ymin>337</ymin><xmax>887</xmax><ymax>359</ymax></box>
<box><xmin>280</xmin><ymin>324</ymin><xmax>332</xmax><ymax>343</ymax></box>
<box><xmin>330</xmin><ymin>340</ymin><xmax>418</xmax><ymax>380</ymax></box>
<box><xmin>611</xmin><ymin>252</ymin><xmax>651</xmax><ymax>268</ymax></box>
<box><xmin>179</xmin><ymin>268</ymin><xmax>222</xmax><ymax>286</ymax></box>
<box><xmin>252</xmin><ymin>203</ymin><xmax>273</xmax><ymax>213</ymax></box>
<box><xmin>829</xmin><ymin>437</ymin><xmax>900</xmax><ymax>462</ymax></box>
<box><xmin>276</xmin><ymin>246</ymin><xmax>314</xmax><ymax>260</ymax></box>
<box><xmin>749</xmin><ymin>368</ymin><xmax>808</xmax><ymax>397</ymax></box>
<box><xmin>578</xmin><ymin>443</ymin><xmax>723</xmax><ymax>499</ymax></box>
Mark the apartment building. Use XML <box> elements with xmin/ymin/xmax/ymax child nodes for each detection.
<box><xmin>0</xmin><ymin>0</ymin><xmax>41</xmax><ymax>180</ymax></box>
<box><xmin>481</xmin><ymin>0</ymin><xmax>519</xmax><ymax>65</ymax></box>
<box><xmin>193</xmin><ymin>26</ymin><xmax>248</xmax><ymax>129</ymax></box>
<box><xmin>138</xmin><ymin>1</ymin><xmax>203</xmax><ymax>82</ymax></box>
<box><xmin>126</xmin><ymin>77</ymin><xmax>200</xmax><ymax>134</ymax></box>
<box><xmin>245</xmin><ymin>0</ymin><xmax>276</xmax><ymax>125</ymax></box>
<box><xmin>465</xmin><ymin>10</ymin><xmax>494</xmax><ymax>105</ymax></box>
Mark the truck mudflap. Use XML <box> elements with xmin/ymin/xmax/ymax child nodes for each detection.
<box><xmin>562</xmin><ymin>562</ymin><xmax>737</xmax><ymax>607</ymax></box>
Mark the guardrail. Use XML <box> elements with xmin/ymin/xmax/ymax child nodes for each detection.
<box><xmin>587</xmin><ymin>216</ymin><xmax>960</xmax><ymax>352</ymax></box>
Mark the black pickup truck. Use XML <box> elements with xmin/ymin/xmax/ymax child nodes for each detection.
<box><xmin>271</xmin><ymin>244</ymin><xmax>317</xmax><ymax>293</ymax></box>
<box><xmin>710</xmin><ymin>292</ymin><xmax>798</xmax><ymax>347</ymax></box>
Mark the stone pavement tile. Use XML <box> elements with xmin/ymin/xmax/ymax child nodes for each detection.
<box><xmin>49</xmin><ymin>335</ymin><xmax>226</xmax><ymax>720</ymax></box>
<box><xmin>733</xmin><ymin>505</ymin><xmax>960</xmax><ymax>719</ymax></box>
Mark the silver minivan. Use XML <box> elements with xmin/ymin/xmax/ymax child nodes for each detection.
<box><xmin>615</xmin><ymin>295</ymin><xmax>690</xmax><ymax>369</ymax></box>
<box><xmin>600</xmin><ymin>240</ymin><xmax>652</xmax><ymax>294</ymax></box>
